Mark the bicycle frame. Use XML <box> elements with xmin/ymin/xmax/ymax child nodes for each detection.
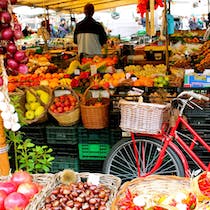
<box><xmin>131</xmin><ymin>115</ymin><xmax>210</xmax><ymax>177</ymax></box>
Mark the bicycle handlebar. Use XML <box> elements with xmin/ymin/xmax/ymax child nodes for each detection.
<box><xmin>177</xmin><ymin>91</ymin><xmax>209</xmax><ymax>101</ymax></box>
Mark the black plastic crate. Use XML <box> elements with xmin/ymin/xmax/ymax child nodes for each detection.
<box><xmin>20</xmin><ymin>124</ymin><xmax>46</xmax><ymax>145</ymax></box>
<box><xmin>50</xmin><ymin>146</ymin><xmax>79</xmax><ymax>173</ymax></box>
<box><xmin>78</xmin><ymin>126</ymin><xmax>110</xmax><ymax>144</ymax></box>
<box><xmin>50</xmin><ymin>155</ymin><xmax>79</xmax><ymax>173</ymax></box>
<box><xmin>109</xmin><ymin>111</ymin><xmax>121</xmax><ymax>128</ymax></box>
<box><xmin>46</xmin><ymin>124</ymin><xmax>78</xmax><ymax>145</ymax></box>
<box><xmin>110</xmin><ymin>128</ymin><xmax>122</xmax><ymax>146</ymax></box>
<box><xmin>79</xmin><ymin>160</ymin><xmax>104</xmax><ymax>173</ymax></box>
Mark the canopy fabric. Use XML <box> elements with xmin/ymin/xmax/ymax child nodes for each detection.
<box><xmin>16</xmin><ymin>0</ymin><xmax>138</xmax><ymax>14</ymax></box>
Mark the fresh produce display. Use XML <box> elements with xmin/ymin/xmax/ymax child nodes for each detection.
<box><xmin>116</xmin><ymin>189</ymin><xmax>197</xmax><ymax>210</ymax></box>
<box><xmin>148</xmin><ymin>89</ymin><xmax>177</xmax><ymax>104</ymax></box>
<box><xmin>27</xmin><ymin>54</ymin><xmax>58</xmax><ymax>74</ymax></box>
<box><xmin>191</xmin><ymin>171</ymin><xmax>210</xmax><ymax>202</ymax></box>
<box><xmin>0</xmin><ymin>170</ymin><xmax>42</xmax><ymax>210</ymax></box>
<box><xmin>42</xmin><ymin>180</ymin><xmax>111</xmax><ymax>209</ymax></box>
<box><xmin>124</xmin><ymin>64</ymin><xmax>167</xmax><ymax>77</ymax></box>
<box><xmin>24</xmin><ymin>87</ymin><xmax>51</xmax><ymax>120</ymax></box>
<box><xmin>49</xmin><ymin>94</ymin><xmax>77</xmax><ymax>113</ymax></box>
<box><xmin>0</xmin><ymin>0</ymin><xmax>29</xmax><ymax>76</ymax></box>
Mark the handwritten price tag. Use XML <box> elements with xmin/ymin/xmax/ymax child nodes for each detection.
<box><xmin>87</xmin><ymin>174</ymin><xmax>100</xmax><ymax>186</ymax></box>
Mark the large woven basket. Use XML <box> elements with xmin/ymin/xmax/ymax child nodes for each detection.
<box><xmin>24</xmin><ymin>86</ymin><xmax>52</xmax><ymax>125</ymax></box>
<box><xmin>191</xmin><ymin>171</ymin><xmax>210</xmax><ymax>202</ymax></box>
<box><xmin>112</xmin><ymin>175</ymin><xmax>197</xmax><ymax>210</ymax></box>
<box><xmin>48</xmin><ymin>86</ymin><xmax>80</xmax><ymax>126</ymax></box>
<box><xmin>31</xmin><ymin>171</ymin><xmax>121</xmax><ymax>209</ymax></box>
<box><xmin>0</xmin><ymin>173</ymin><xmax>55</xmax><ymax>210</ymax></box>
<box><xmin>119</xmin><ymin>99</ymin><xmax>170</xmax><ymax>134</ymax></box>
<box><xmin>9</xmin><ymin>88</ymin><xmax>25</xmax><ymax>115</ymax></box>
<box><xmin>80</xmin><ymin>86</ymin><xmax>110</xmax><ymax>129</ymax></box>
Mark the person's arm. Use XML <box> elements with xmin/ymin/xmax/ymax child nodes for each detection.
<box><xmin>98</xmin><ymin>24</ymin><xmax>107</xmax><ymax>46</ymax></box>
<box><xmin>203</xmin><ymin>25</ymin><xmax>210</xmax><ymax>41</ymax></box>
<box><xmin>73</xmin><ymin>25</ymin><xmax>78</xmax><ymax>44</ymax></box>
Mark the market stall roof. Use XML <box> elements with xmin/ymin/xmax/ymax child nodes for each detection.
<box><xmin>16</xmin><ymin>0</ymin><xmax>138</xmax><ymax>14</ymax></box>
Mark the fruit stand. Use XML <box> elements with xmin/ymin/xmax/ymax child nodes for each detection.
<box><xmin>0</xmin><ymin>0</ymin><xmax>210</xmax><ymax>209</ymax></box>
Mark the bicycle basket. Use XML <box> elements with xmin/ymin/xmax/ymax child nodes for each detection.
<box><xmin>119</xmin><ymin>99</ymin><xmax>170</xmax><ymax>134</ymax></box>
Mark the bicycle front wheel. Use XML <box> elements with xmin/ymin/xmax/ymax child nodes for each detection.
<box><xmin>103</xmin><ymin>137</ymin><xmax>185</xmax><ymax>182</ymax></box>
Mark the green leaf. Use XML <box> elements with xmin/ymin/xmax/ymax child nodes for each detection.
<box><xmin>47</xmin><ymin>157</ymin><xmax>55</xmax><ymax>162</ymax></box>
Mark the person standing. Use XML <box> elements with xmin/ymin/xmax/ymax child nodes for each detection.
<box><xmin>37</xmin><ymin>20</ymin><xmax>50</xmax><ymax>50</ymax></box>
<box><xmin>57</xmin><ymin>18</ymin><xmax>69</xmax><ymax>38</ymax></box>
<box><xmin>22</xmin><ymin>25</ymin><xmax>31</xmax><ymax>37</ymax></box>
<box><xmin>73</xmin><ymin>3</ymin><xmax>107</xmax><ymax>58</ymax></box>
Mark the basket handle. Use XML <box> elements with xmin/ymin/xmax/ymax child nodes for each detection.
<box><xmin>27</xmin><ymin>87</ymin><xmax>46</xmax><ymax>108</ymax></box>
<box><xmin>53</xmin><ymin>85</ymin><xmax>80</xmax><ymax>104</ymax></box>
<box><xmin>82</xmin><ymin>85</ymin><xmax>111</xmax><ymax>104</ymax></box>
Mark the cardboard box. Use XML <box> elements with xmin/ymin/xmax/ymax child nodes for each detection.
<box><xmin>184</xmin><ymin>72</ymin><xmax>210</xmax><ymax>88</ymax></box>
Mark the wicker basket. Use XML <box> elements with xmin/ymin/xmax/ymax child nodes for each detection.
<box><xmin>31</xmin><ymin>171</ymin><xmax>121</xmax><ymax>209</ymax></box>
<box><xmin>9</xmin><ymin>88</ymin><xmax>25</xmax><ymax>115</ymax></box>
<box><xmin>191</xmin><ymin>171</ymin><xmax>210</xmax><ymax>202</ymax></box>
<box><xmin>119</xmin><ymin>99</ymin><xmax>171</xmax><ymax>134</ymax></box>
<box><xmin>80</xmin><ymin>86</ymin><xmax>110</xmax><ymax>129</ymax></box>
<box><xmin>112</xmin><ymin>175</ymin><xmax>196</xmax><ymax>210</ymax></box>
<box><xmin>0</xmin><ymin>173</ymin><xmax>55</xmax><ymax>210</ymax></box>
<box><xmin>48</xmin><ymin>86</ymin><xmax>80</xmax><ymax>126</ymax></box>
<box><xmin>24</xmin><ymin>86</ymin><xmax>52</xmax><ymax>125</ymax></box>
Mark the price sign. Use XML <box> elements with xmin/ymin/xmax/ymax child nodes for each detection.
<box><xmin>87</xmin><ymin>174</ymin><xmax>100</xmax><ymax>186</ymax></box>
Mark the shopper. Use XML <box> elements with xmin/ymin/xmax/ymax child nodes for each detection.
<box><xmin>37</xmin><ymin>20</ymin><xmax>50</xmax><ymax>51</ymax></box>
<box><xmin>73</xmin><ymin>3</ymin><xmax>107</xmax><ymax>59</ymax></box>
<box><xmin>22</xmin><ymin>25</ymin><xmax>31</xmax><ymax>37</ymax></box>
<box><xmin>37</xmin><ymin>21</ymin><xmax>50</xmax><ymax>42</ymax></box>
<box><xmin>57</xmin><ymin>18</ymin><xmax>69</xmax><ymax>38</ymax></box>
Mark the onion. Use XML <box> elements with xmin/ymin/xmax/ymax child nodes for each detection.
<box><xmin>13</xmin><ymin>23</ymin><xmax>22</xmax><ymax>31</ymax></box>
<box><xmin>5</xmin><ymin>53</ymin><xmax>13</xmax><ymax>60</ymax></box>
<box><xmin>6</xmin><ymin>42</ymin><xmax>17</xmax><ymax>54</ymax></box>
<box><xmin>7</xmin><ymin>58</ymin><xmax>19</xmax><ymax>70</ymax></box>
<box><xmin>0</xmin><ymin>0</ymin><xmax>8</xmax><ymax>10</ymax></box>
<box><xmin>13</xmin><ymin>30</ymin><xmax>23</xmax><ymax>40</ymax></box>
<box><xmin>11</xmin><ymin>171</ymin><xmax>32</xmax><ymax>186</ymax></box>
<box><xmin>0</xmin><ymin>12</ymin><xmax>11</xmax><ymax>24</ymax></box>
<box><xmin>0</xmin><ymin>182</ymin><xmax>17</xmax><ymax>195</ymax></box>
<box><xmin>4</xmin><ymin>192</ymin><xmax>29</xmax><ymax>210</ymax></box>
<box><xmin>14</xmin><ymin>51</ymin><xmax>26</xmax><ymax>62</ymax></box>
<box><xmin>0</xmin><ymin>190</ymin><xmax>7</xmax><ymax>210</ymax></box>
<box><xmin>17</xmin><ymin>64</ymin><xmax>28</xmax><ymax>74</ymax></box>
<box><xmin>10</xmin><ymin>0</ymin><xmax>17</xmax><ymax>4</ymax></box>
<box><xmin>1</xmin><ymin>27</ymin><xmax>13</xmax><ymax>41</ymax></box>
<box><xmin>0</xmin><ymin>76</ymin><xmax>3</xmax><ymax>86</ymax></box>
<box><xmin>17</xmin><ymin>182</ymin><xmax>38</xmax><ymax>201</ymax></box>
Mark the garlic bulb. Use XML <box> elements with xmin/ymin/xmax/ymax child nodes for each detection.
<box><xmin>3</xmin><ymin>120</ymin><xmax>12</xmax><ymax>130</ymax></box>
<box><xmin>0</xmin><ymin>92</ymin><xmax>5</xmax><ymax>102</ymax></box>
<box><xmin>11</xmin><ymin>123</ymin><xmax>21</xmax><ymax>132</ymax></box>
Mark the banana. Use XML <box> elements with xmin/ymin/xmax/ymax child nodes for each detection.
<box><xmin>59</xmin><ymin>78</ymin><xmax>72</xmax><ymax>86</ymax></box>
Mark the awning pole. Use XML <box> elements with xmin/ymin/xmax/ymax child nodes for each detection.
<box><xmin>164</xmin><ymin>0</ymin><xmax>170</xmax><ymax>72</ymax></box>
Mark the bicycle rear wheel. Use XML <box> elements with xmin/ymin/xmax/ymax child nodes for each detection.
<box><xmin>103</xmin><ymin>137</ymin><xmax>185</xmax><ymax>183</ymax></box>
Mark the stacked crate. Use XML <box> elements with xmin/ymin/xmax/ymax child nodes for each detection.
<box><xmin>181</xmin><ymin>96</ymin><xmax>210</xmax><ymax>170</ymax></box>
<box><xmin>78</xmin><ymin>125</ymin><xmax>122</xmax><ymax>173</ymax></box>
<box><xmin>45</xmin><ymin>124</ymin><xmax>79</xmax><ymax>173</ymax></box>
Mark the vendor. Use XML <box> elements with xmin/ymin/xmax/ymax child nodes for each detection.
<box><xmin>37</xmin><ymin>21</ymin><xmax>50</xmax><ymax>42</ymax></box>
<box><xmin>73</xmin><ymin>3</ymin><xmax>107</xmax><ymax>59</ymax></box>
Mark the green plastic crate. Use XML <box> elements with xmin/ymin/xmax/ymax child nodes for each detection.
<box><xmin>78</xmin><ymin>144</ymin><xmax>110</xmax><ymax>160</ymax></box>
<box><xmin>46</xmin><ymin>125</ymin><xmax>78</xmax><ymax>145</ymax></box>
<box><xmin>50</xmin><ymin>155</ymin><xmax>79</xmax><ymax>173</ymax></box>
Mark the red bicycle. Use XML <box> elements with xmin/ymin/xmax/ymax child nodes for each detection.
<box><xmin>103</xmin><ymin>90</ymin><xmax>210</xmax><ymax>182</ymax></box>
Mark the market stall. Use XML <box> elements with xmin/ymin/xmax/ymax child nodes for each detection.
<box><xmin>0</xmin><ymin>0</ymin><xmax>210</xmax><ymax>209</ymax></box>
